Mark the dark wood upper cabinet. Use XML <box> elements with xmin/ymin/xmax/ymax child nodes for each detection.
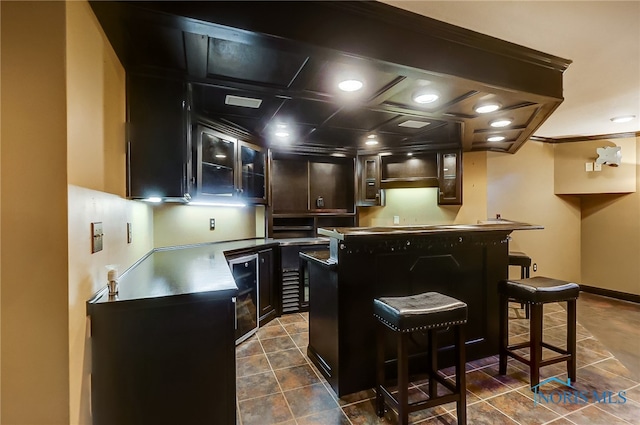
<box><xmin>194</xmin><ymin>123</ymin><xmax>267</xmax><ymax>204</ymax></box>
<box><xmin>269</xmin><ymin>153</ymin><xmax>356</xmax><ymax>238</ymax></box>
<box><xmin>380</xmin><ymin>153</ymin><xmax>439</xmax><ymax>189</ymax></box>
<box><xmin>356</xmin><ymin>154</ymin><xmax>384</xmax><ymax>207</ymax></box>
<box><xmin>356</xmin><ymin>150</ymin><xmax>463</xmax><ymax>206</ymax></box>
<box><xmin>127</xmin><ymin>74</ymin><xmax>192</xmax><ymax>200</ymax></box>
<box><xmin>437</xmin><ymin>150</ymin><xmax>463</xmax><ymax>205</ymax></box>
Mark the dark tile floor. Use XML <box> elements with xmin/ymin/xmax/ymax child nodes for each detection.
<box><xmin>236</xmin><ymin>295</ymin><xmax>640</xmax><ymax>424</ymax></box>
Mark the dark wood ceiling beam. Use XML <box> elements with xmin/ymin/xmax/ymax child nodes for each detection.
<box><xmin>183</xmin><ymin>32</ymin><xmax>208</xmax><ymax>79</ymax></box>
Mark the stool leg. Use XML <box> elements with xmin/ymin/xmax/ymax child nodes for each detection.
<box><xmin>530</xmin><ymin>303</ymin><xmax>543</xmax><ymax>390</ymax></box>
<box><xmin>376</xmin><ymin>323</ymin><xmax>385</xmax><ymax>417</ymax></box>
<box><xmin>455</xmin><ymin>325</ymin><xmax>467</xmax><ymax>425</ymax></box>
<box><xmin>398</xmin><ymin>332</ymin><xmax>409</xmax><ymax>425</ymax></box>
<box><xmin>499</xmin><ymin>292</ymin><xmax>509</xmax><ymax>375</ymax></box>
<box><xmin>428</xmin><ymin>329</ymin><xmax>437</xmax><ymax>399</ymax></box>
<box><xmin>567</xmin><ymin>299</ymin><xmax>577</xmax><ymax>383</ymax></box>
<box><xmin>523</xmin><ymin>266</ymin><xmax>531</xmax><ymax>319</ymax></box>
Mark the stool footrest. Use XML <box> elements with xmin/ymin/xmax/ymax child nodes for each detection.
<box><xmin>379</xmin><ymin>384</ymin><xmax>461</xmax><ymax>414</ymax></box>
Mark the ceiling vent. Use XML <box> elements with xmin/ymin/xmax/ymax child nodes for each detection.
<box><xmin>398</xmin><ymin>120</ymin><xmax>430</xmax><ymax>129</ymax></box>
<box><xmin>225</xmin><ymin>95</ymin><xmax>263</xmax><ymax>109</ymax></box>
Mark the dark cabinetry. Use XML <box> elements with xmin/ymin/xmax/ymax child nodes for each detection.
<box><xmin>437</xmin><ymin>150</ymin><xmax>462</xmax><ymax>205</ymax></box>
<box><xmin>270</xmin><ymin>153</ymin><xmax>357</xmax><ymax>238</ymax></box>
<box><xmin>127</xmin><ymin>74</ymin><xmax>191</xmax><ymax>200</ymax></box>
<box><xmin>356</xmin><ymin>154</ymin><xmax>384</xmax><ymax>206</ymax></box>
<box><xmin>90</xmin><ymin>296</ymin><xmax>236</xmax><ymax>425</ymax></box>
<box><xmin>280</xmin><ymin>243</ymin><xmax>329</xmax><ymax>313</ymax></box>
<box><xmin>356</xmin><ymin>150</ymin><xmax>462</xmax><ymax>206</ymax></box>
<box><xmin>194</xmin><ymin>123</ymin><xmax>267</xmax><ymax>204</ymax></box>
<box><xmin>258</xmin><ymin>248</ymin><xmax>278</xmax><ymax>325</ymax></box>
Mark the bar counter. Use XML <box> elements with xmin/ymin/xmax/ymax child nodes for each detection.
<box><xmin>306</xmin><ymin>221</ymin><xmax>541</xmax><ymax>396</ymax></box>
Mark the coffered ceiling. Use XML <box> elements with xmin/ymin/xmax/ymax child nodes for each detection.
<box><xmin>384</xmin><ymin>1</ymin><xmax>640</xmax><ymax>141</ymax></box>
<box><xmin>90</xmin><ymin>1</ymin><xmax>572</xmax><ymax>154</ymax></box>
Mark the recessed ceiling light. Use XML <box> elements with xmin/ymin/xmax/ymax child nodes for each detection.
<box><xmin>338</xmin><ymin>79</ymin><xmax>364</xmax><ymax>92</ymax></box>
<box><xmin>398</xmin><ymin>120</ymin><xmax>430</xmax><ymax>129</ymax></box>
<box><xmin>610</xmin><ymin>115</ymin><xmax>636</xmax><ymax>123</ymax></box>
<box><xmin>412</xmin><ymin>92</ymin><xmax>439</xmax><ymax>104</ymax></box>
<box><xmin>225</xmin><ymin>95</ymin><xmax>262</xmax><ymax>109</ymax></box>
<box><xmin>490</xmin><ymin>118</ymin><xmax>512</xmax><ymax>128</ymax></box>
<box><xmin>367</xmin><ymin>134</ymin><xmax>377</xmax><ymax>139</ymax></box>
<box><xmin>274</xmin><ymin>131</ymin><xmax>290</xmax><ymax>138</ymax></box>
<box><xmin>215</xmin><ymin>154</ymin><xmax>227</xmax><ymax>159</ymax></box>
<box><xmin>407</xmin><ymin>152</ymin><xmax>413</xmax><ymax>156</ymax></box>
<box><xmin>365</xmin><ymin>140</ymin><xmax>378</xmax><ymax>146</ymax></box>
<box><xmin>487</xmin><ymin>135</ymin><xmax>505</xmax><ymax>142</ymax></box>
<box><xmin>475</xmin><ymin>103</ymin><xmax>501</xmax><ymax>114</ymax></box>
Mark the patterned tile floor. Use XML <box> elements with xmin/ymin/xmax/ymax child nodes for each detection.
<box><xmin>236</xmin><ymin>300</ymin><xmax>640</xmax><ymax>425</ymax></box>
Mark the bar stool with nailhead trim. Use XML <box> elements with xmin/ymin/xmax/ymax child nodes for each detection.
<box><xmin>509</xmin><ymin>251</ymin><xmax>532</xmax><ymax>318</ymax></box>
<box><xmin>374</xmin><ymin>292</ymin><xmax>468</xmax><ymax>425</ymax></box>
<box><xmin>499</xmin><ymin>276</ymin><xmax>580</xmax><ymax>390</ymax></box>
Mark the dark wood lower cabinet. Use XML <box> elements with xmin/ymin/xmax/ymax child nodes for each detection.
<box><xmin>90</xmin><ymin>295</ymin><xmax>236</xmax><ymax>425</ymax></box>
<box><xmin>258</xmin><ymin>248</ymin><xmax>278</xmax><ymax>326</ymax></box>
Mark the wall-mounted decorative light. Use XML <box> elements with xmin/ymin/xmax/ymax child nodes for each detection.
<box><xmin>596</xmin><ymin>146</ymin><xmax>622</xmax><ymax>167</ymax></box>
<box><xmin>610</xmin><ymin>115</ymin><xmax>636</xmax><ymax>123</ymax></box>
<box><xmin>365</xmin><ymin>134</ymin><xmax>378</xmax><ymax>145</ymax></box>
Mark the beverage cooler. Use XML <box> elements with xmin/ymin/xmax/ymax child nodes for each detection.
<box><xmin>228</xmin><ymin>254</ymin><xmax>259</xmax><ymax>344</ymax></box>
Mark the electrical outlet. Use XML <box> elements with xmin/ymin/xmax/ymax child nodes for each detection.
<box><xmin>210</xmin><ymin>218</ymin><xmax>216</xmax><ymax>230</ymax></box>
<box><xmin>127</xmin><ymin>222</ymin><xmax>132</xmax><ymax>244</ymax></box>
<box><xmin>585</xmin><ymin>162</ymin><xmax>593</xmax><ymax>172</ymax></box>
<box><xmin>91</xmin><ymin>222</ymin><xmax>103</xmax><ymax>253</ymax></box>
<box><xmin>594</xmin><ymin>162</ymin><xmax>602</xmax><ymax>172</ymax></box>
<box><xmin>533</xmin><ymin>263</ymin><xmax>537</xmax><ymax>272</ymax></box>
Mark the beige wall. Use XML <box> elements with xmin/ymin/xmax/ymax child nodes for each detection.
<box><xmin>555</xmin><ymin>137</ymin><xmax>636</xmax><ymax>195</ymax></box>
<box><xmin>153</xmin><ymin>204</ymin><xmax>259</xmax><ymax>248</ymax></box>
<box><xmin>358</xmin><ymin>151</ymin><xmax>488</xmax><ymax>226</ymax></box>
<box><xmin>65</xmin><ymin>2</ymin><xmax>156</xmax><ymax>423</ymax></box>
<box><xmin>581</xmin><ymin>136</ymin><xmax>640</xmax><ymax>295</ymax></box>
<box><xmin>1</xmin><ymin>2</ymin><xmax>71</xmax><ymax>423</ymax></box>
<box><xmin>487</xmin><ymin>141</ymin><xmax>582</xmax><ymax>282</ymax></box>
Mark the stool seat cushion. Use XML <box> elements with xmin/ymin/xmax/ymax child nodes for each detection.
<box><xmin>500</xmin><ymin>276</ymin><xmax>580</xmax><ymax>304</ymax></box>
<box><xmin>374</xmin><ymin>292</ymin><xmax>467</xmax><ymax>332</ymax></box>
<box><xmin>508</xmin><ymin>251</ymin><xmax>532</xmax><ymax>267</ymax></box>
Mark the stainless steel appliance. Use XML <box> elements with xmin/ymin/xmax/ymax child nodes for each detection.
<box><xmin>228</xmin><ymin>254</ymin><xmax>259</xmax><ymax>344</ymax></box>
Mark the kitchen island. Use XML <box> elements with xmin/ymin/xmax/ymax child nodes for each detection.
<box><xmin>304</xmin><ymin>221</ymin><xmax>541</xmax><ymax>396</ymax></box>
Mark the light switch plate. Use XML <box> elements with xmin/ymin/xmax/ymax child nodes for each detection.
<box><xmin>210</xmin><ymin>218</ymin><xmax>216</xmax><ymax>230</ymax></box>
<box><xmin>594</xmin><ymin>162</ymin><xmax>602</xmax><ymax>171</ymax></box>
<box><xmin>393</xmin><ymin>215</ymin><xmax>400</xmax><ymax>225</ymax></box>
<box><xmin>585</xmin><ymin>162</ymin><xmax>593</xmax><ymax>172</ymax></box>
<box><xmin>91</xmin><ymin>222</ymin><xmax>103</xmax><ymax>253</ymax></box>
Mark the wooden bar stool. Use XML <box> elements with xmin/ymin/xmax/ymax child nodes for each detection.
<box><xmin>508</xmin><ymin>251</ymin><xmax>532</xmax><ymax>318</ymax></box>
<box><xmin>498</xmin><ymin>277</ymin><xmax>580</xmax><ymax>390</ymax></box>
<box><xmin>374</xmin><ymin>292</ymin><xmax>468</xmax><ymax>425</ymax></box>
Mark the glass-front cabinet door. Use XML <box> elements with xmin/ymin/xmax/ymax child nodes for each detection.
<box><xmin>357</xmin><ymin>154</ymin><xmax>384</xmax><ymax>206</ymax></box>
<box><xmin>239</xmin><ymin>141</ymin><xmax>267</xmax><ymax>203</ymax></box>
<box><xmin>437</xmin><ymin>150</ymin><xmax>462</xmax><ymax>205</ymax></box>
<box><xmin>196</xmin><ymin>125</ymin><xmax>237</xmax><ymax>197</ymax></box>
<box><xmin>195</xmin><ymin>124</ymin><xmax>267</xmax><ymax>203</ymax></box>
